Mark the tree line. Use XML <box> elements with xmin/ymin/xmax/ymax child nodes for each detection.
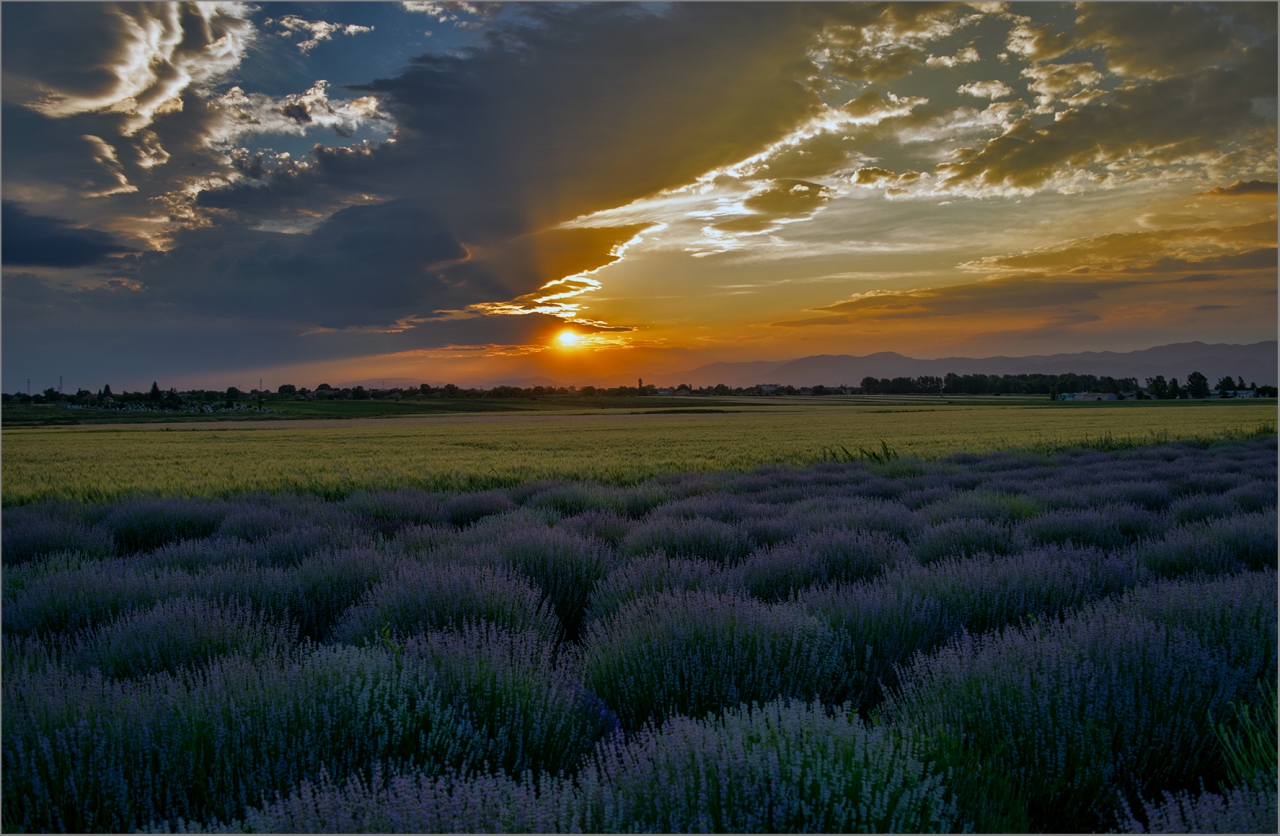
<box><xmin>5</xmin><ymin>371</ymin><xmax>1276</xmax><ymax>407</ymax></box>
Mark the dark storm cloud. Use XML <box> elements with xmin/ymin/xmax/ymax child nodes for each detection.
<box><xmin>1204</xmin><ymin>180</ymin><xmax>1279</xmax><ymax>197</ymax></box>
<box><xmin>1171</xmin><ymin>273</ymin><xmax>1233</xmax><ymax>285</ymax></box>
<box><xmin>119</xmin><ymin>200</ymin><xmax>474</xmax><ymax>328</ymax></box>
<box><xmin>1071</xmin><ymin>2</ymin><xmax>1264</xmax><ymax>81</ymax></box>
<box><xmin>2</xmin><ymin>201</ymin><xmax>136</xmax><ymax>267</ymax></box>
<box><xmin>1127</xmin><ymin>248</ymin><xmax>1278</xmax><ymax>275</ymax></box>
<box><xmin>1</xmin><ymin>3</ymin><xmax>259</xmax><ymax>243</ymax></box>
<box><xmin>191</xmin><ymin>2</ymin><xmax>897</xmax><ymax>322</ymax></box>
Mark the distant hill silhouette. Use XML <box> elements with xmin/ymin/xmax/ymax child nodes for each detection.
<box><xmin>650</xmin><ymin>341</ymin><xmax>1278</xmax><ymax>389</ymax></box>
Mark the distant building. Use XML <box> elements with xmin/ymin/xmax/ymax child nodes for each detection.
<box><xmin>1211</xmin><ymin>389</ymin><xmax>1256</xmax><ymax>399</ymax></box>
<box><xmin>760</xmin><ymin>384</ymin><xmax>780</xmax><ymax>393</ymax></box>
<box><xmin>1071</xmin><ymin>392</ymin><xmax>1118</xmax><ymax>401</ymax></box>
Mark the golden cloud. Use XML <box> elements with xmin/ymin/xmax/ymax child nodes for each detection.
<box><xmin>960</xmin><ymin>221</ymin><xmax>1278</xmax><ymax>275</ymax></box>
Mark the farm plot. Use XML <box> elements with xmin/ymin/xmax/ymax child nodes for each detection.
<box><xmin>2</xmin><ymin>401</ymin><xmax>1275</xmax><ymax>505</ymax></box>
<box><xmin>2</xmin><ymin>436</ymin><xmax>1277</xmax><ymax>833</ymax></box>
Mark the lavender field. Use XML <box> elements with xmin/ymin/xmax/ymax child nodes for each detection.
<box><xmin>3</xmin><ymin>436</ymin><xmax>1277</xmax><ymax>833</ymax></box>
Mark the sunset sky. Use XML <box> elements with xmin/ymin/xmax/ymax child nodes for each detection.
<box><xmin>3</xmin><ymin>1</ymin><xmax>1276</xmax><ymax>391</ymax></box>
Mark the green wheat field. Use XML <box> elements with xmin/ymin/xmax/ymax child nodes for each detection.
<box><xmin>4</xmin><ymin>400</ymin><xmax>1274</xmax><ymax>505</ymax></box>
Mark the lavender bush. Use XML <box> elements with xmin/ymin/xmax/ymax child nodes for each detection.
<box><xmin>801</xmin><ymin>495</ymin><xmax>923</xmax><ymax>540</ymax></box>
<box><xmin>584</xmin><ymin>553</ymin><xmax>734</xmax><ymax>625</ymax></box>
<box><xmin>331</xmin><ymin>563</ymin><xmax>561</xmax><ymax>646</ymax></box>
<box><xmin>556</xmin><ymin>509</ymin><xmax>635</xmax><ymax>546</ymax></box>
<box><xmin>731</xmin><ymin>528</ymin><xmax>908</xmax><ymax>601</ymax></box>
<box><xmin>798</xmin><ymin>582</ymin><xmax>960</xmax><ymax>710</ymax></box>
<box><xmin>342</xmin><ymin>488</ymin><xmax>444</xmax><ymax>528</ymax></box>
<box><xmin>886</xmin><ymin>609</ymin><xmax>1255</xmax><ymax>831</ymax></box>
<box><xmin>620</xmin><ymin>515</ymin><xmax>753</xmax><ymax>563</ymax></box>
<box><xmin>104</xmin><ymin>497</ymin><xmax>228</xmax><ymax>554</ymax></box>
<box><xmin>1019</xmin><ymin>503</ymin><xmax>1157</xmax><ymax>550</ymax></box>
<box><xmin>1094</xmin><ymin>570</ymin><xmax>1278</xmax><ymax>685</ymax></box>
<box><xmin>895</xmin><ymin>545</ymin><xmax>1146</xmax><ymax>636</ymax></box>
<box><xmin>1124</xmin><ymin>783</ymin><xmax>1279</xmax><ymax>834</ymax></box>
<box><xmin>922</xmin><ymin>489</ymin><xmax>1041</xmax><ymax>523</ymax></box>
<box><xmin>910</xmin><ymin>517</ymin><xmax>1023</xmax><ymax>564</ymax></box>
<box><xmin>492</xmin><ymin>527</ymin><xmax>616</xmax><ymax>640</ymax></box>
<box><xmin>1139</xmin><ymin>511</ymin><xmax>1278</xmax><ymax>577</ymax></box>
<box><xmin>64</xmin><ymin>597</ymin><xmax>296</xmax><ymax>678</ymax></box>
<box><xmin>2</xmin><ymin>504</ymin><xmax>115</xmax><ymax>564</ymax></box>
<box><xmin>442</xmin><ymin>490</ymin><xmax>516</xmax><ymax>527</ymax></box>
<box><xmin>568</xmin><ymin>699</ymin><xmax>958</xmax><ymax>833</ymax></box>
<box><xmin>581</xmin><ymin>590</ymin><xmax>853</xmax><ymax>730</ymax></box>
<box><xmin>2</xmin><ymin>646</ymin><xmax>477</xmax><ymax>831</ymax></box>
<box><xmin>523</xmin><ymin>482</ymin><xmax>626</xmax><ymax>518</ymax></box>
<box><xmin>402</xmin><ymin>625</ymin><xmax>619</xmax><ymax>776</ymax></box>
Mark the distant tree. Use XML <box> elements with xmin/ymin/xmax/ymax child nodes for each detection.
<box><xmin>277</xmin><ymin>384</ymin><xmax>296</xmax><ymax>395</ymax></box>
<box><xmin>580</xmin><ymin>385</ymin><xmax>598</xmax><ymax>397</ymax></box>
<box><xmin>316</xmin><ymin>383</ymin><xmax>332</xmax><ymax>391</ymax></box>
<box><xmin>860</xmin><ymin>376</ymin><xmax>880</xmax><ymax>394</ymax></box>
<box><xmin>1238</xmin><ymin>376</ymin><xmax>1247</xmax><ymax>390</ymax></box>
<box><xmin>351</xmin><ymin>386</ymin><xmax>369</xmax><ymax>400</ymax></box>
<box><xmin>916</xmin><ymin>375</ymin><xmax>943</xmax><ymax>394</ymax></box>
<box><xmin>1145</xmin><ymin>376</ymin><xmax>1169</xmax><ymax>400</ymax></box>
<box><xmin>1168</xmin><ymin>378</ymin><xmax>1184</xmax><ymax>399</ymax></box>
<box><xmin>1215</xmin><ymin>375</ymin><xmax>1237</xmax><ymax>395</ymax></box>
<box><xmin>149</xmin><ymin>381</ymin><xmax>162</xmax><ymax>401</ymax></box>
<box><xmin>1186</xmin><ymin>371</ymin><xmax>1210</xmax><ymax>399</ymax></box>
<box><xmin>102</xmin><ymin>384</ymin><xmax>113</xmax><ymax>397</ymax></box>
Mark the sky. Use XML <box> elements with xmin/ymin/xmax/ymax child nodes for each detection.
<box><xmin>3</xmin><ymin>1</ymin><xmax>1276</xmax><ymax>392</ymax></box>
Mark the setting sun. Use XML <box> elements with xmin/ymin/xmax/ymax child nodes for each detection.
<box><xmin>557</xmin><ymin>330</ymin><xmax>580</xmax><ymax>348</ymax></box>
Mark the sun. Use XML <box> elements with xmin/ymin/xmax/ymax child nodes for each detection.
<box><xmin>557</xmin><ymin>330</ymin><xmax>581</xmax><ymax>347</ymax></box>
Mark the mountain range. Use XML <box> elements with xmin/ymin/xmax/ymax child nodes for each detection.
<box><xmin>649</xmin><ymin>341</ymin><xmax>1278</xmax><ymax>389</ymax></box>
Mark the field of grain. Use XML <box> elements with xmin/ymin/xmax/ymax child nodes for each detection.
<box><xmin>3</xmin><ymin>435</ymin><xmax>1276</xmax><ymax>833</ymax></box>
<box><xmin>3</xmin><ymin>401</ymin><xmax>1274</xmax><ymax>505</ymax></box>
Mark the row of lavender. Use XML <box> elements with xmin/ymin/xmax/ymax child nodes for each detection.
<box><xmin>3</xmin><ymin>437</ymin><xmax>1276</xmax><ymax>832</ymax></box>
